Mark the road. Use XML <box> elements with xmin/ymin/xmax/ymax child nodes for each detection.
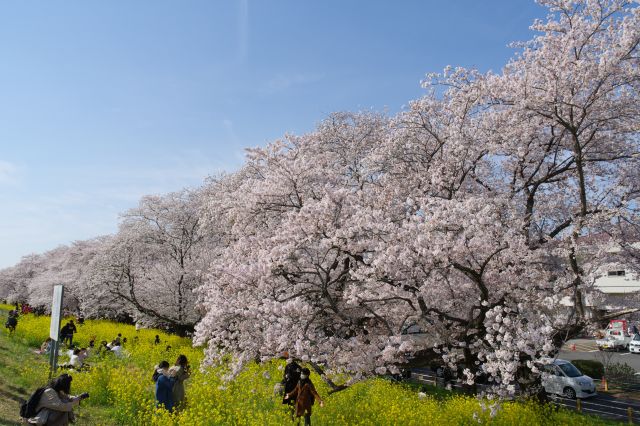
<box><xmin>561</xmin><ymin>338</ymin><xmax>640</xmax><ymax>372</ymax></box>
<box><xmin>552</xmin><ymin>393</ymin><xmax>640</xmax><ymax>423</ymax></box>
<box><xmin>412</xmin><ymin>358</ymin><xmax>640</xmax><ymax>423</ymax></box>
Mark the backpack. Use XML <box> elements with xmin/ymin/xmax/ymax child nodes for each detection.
<box><xmin>20</xmin><ymin>387</ymin><xmax>47</xmax><ymax>419</ymax></box>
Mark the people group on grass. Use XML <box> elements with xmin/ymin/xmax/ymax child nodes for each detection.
<box><xmin>153</xmin><ymin>355</ymin><xmax>191</xmax><ymax>413</ymax></box>
<box><xmin>280</xmin><ymin>354</ymin><xmax>324</xmax><ymax>426</ymax></box>
<box><xmin>7</xmin><ymin>304</ymin><xmax>325</xmax><ymax>423</ymax></box>
<box><xmin>150</xmin><ymin>350</ymin><xmax>326</xmax><ymax>424</ymax></box>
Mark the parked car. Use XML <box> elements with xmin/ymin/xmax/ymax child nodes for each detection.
<box><xmin>596</xmin><ymin>329</ymin><xmax>631</xmax><ymax>351</ymax></box>
<box><xmin>542</xmin><ymin>359</ymin><xmax>597</xmax><ymax>399</ymax></box>
<box><xmin>629</xmin><ymin>334</ymin><xmax>640</xmax><ymax>354</ymax></box>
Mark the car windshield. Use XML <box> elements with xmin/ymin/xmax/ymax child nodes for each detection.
<box><xmin>633</xmin><ymin>334</ymin><xmax>640</xmax><ymax>341</ymax></box>
<box><xmin>558</xmin><ymin>363</ymin><xmax>582</xmax><ymax>378</ymax></box>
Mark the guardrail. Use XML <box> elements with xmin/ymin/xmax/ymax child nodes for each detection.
<box><xmin>551</xmin><ymin>394</ymin><xmax>640</xmax><ymax>423</ymax></box>
<box><xmin>594</xmin><ymin>376</ymin><xmax>640</xmax><ymax>393</ymax></box>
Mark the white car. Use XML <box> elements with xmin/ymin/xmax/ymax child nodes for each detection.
<box><xmin>542</xmin><ymin>359</ymin><xmax>597</xmax><ymax>399</ymax></box>
<box><xmin>629</xmin><ymin>334</ymin><xmax>640</xmax><ymax>353</ymax></box>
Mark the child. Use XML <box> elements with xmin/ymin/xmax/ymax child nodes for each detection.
<box><xmin>284</xmin><ymin>368</ymin><xmax>324</xmax><ymax>426</ymax></box>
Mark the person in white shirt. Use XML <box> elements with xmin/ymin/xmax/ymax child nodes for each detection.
<box><xmin>68</xmin><ymin>348</ymin><xmax>84</xmax><ymax>369</ymax></box>
<box><xmin>110</xmin><ymin>343</ymin><xmax>124</xmax><ymax>357</ymax></box>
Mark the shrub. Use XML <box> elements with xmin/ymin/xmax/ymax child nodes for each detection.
<box><xmin>571</xmin><ymin>360</ymin><xmax>604</xmax><ymax>379</ymax></box>
<box><xmin>607</xmin><ymin>362</ymin><xmax>636</xmax><ymax>380</ymax></box>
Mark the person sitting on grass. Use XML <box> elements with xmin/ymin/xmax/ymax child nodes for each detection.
<box><xmin>86</xmin><ymin>338</ymin><xmax>96</xmax><ymax>355</ymax></box>
<box><xmin>284</xmin><ymin>368</ymin><xmax>325</xmax><ymax>426</ymax></box>
<box><xmin>110</xmin><ymin>340</ymin><xmax>124</xmax><ymax>357</ymax></box>
<box><xmin>27</xmin><ymin>373</ymin><xmax>89</xmax><ymax>426</ymax></box>
<box><xmin>66</xmin><ymin>348</ymin><xmax>89</xmax><ymax>370</ymax></box>
<box><xmin>34</xmin><ymin>337</ymin><xmax>52</xmax><ymax>355</ymax></box>
<box><xmin>96</xmin><ymin>340</ymin><xmax>109</xmax><ymax>356</ymax></box>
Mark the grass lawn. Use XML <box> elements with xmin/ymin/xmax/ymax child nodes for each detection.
<box><xmin>0</xmin><ymin>306</ymin><xmax>620</xmax><ymax>425</ymax></box>
<box><xmin>0</xmin><ymin>310</ymin><xmax>116</xmax><ymax>426</ymax></box>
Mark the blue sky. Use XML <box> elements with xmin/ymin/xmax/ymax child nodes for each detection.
<box><xmin>0</xmin><ymin>1</ymin><xmax>544</xmax><ymax>268</ymax></box>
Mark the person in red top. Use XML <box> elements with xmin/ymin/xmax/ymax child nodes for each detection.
<box><xmin>284</xmin><ymin>368</ymin><xmax>324</xmax><ymax>426</ymax></box>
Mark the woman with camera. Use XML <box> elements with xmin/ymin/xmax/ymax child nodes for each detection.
<box><xmin>169</xmin><ymin>354</ymin><xmax>190</xmax><ymax>412</ymax></box>
<box><xmin>26</xmin><ymin>373</ymin><xmax>88</xmax><ymax>426</ymax></box>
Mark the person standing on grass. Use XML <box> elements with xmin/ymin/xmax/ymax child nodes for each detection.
<box><xmin>5</xmin><ymin>310</ymin><xmax>18</xmax><ymax>334</ymax></box>
<box><xmin>284</xmin><ymin>368</ymin><xmax>324</xmax><ymax>426</ymax></box>
<box><xmin>281</xmin><ymin>354</ymin><xmax>302</xmax><ymax>418</ymax></box>
<box><xmin>169</xmin><ymin>354</ymin><xmax>190</xmax><ymax>411</ymax></box>
<box><xmin>155</xmin><ymin>361</ymin><xmax>175</xmax><ymax>412</ymax></box>
<box><xmin>60</xmin><ymin>320</ymin><xmax>77</xmax><ymax>346</ymax></box>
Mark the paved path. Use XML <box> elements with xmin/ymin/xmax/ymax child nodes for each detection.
<box><xmin>561</xmin><ymin>338</ymin><xmax>599</xmax><ymax>353</ymax></box>
<box><xmin>561</xmin><ymin>338</ymin><xmax>640</xmax><ymax>372</ymax></box>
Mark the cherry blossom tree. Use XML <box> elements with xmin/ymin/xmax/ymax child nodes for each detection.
<box><xmin>194</xmin><ymin>0</ymin><xmax>639</xmax><ymax>395</ymax></box>
<box><xmin>0</xmin><ymin>239</ymin><xmax>108</xmax><ymax>312</ymax></box>
<box><xmin>87</xmin><ymin>189</ymin><xmax>212</xmax><ymax>333</ymax></box>
<box><xmin>0</xmin><ymin>253</ymin><xmax>45</xmax><ymax>304</ymax></box>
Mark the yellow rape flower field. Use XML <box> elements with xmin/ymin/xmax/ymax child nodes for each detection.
<box><xmin>0</xmin><ymin>305</ymin><xmax>615</xmax><ymax>425</ymax></box>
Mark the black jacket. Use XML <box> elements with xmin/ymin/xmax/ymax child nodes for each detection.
<box><xmin>281</xmin><ymin>361</ymin><xmax>301</xmax><ymax>403</ymax></box>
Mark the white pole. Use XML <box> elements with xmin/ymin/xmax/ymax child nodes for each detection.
<box><xmin>49</xmin><ymin>285</ymin><xmax>64</xmax><ymax>379</ymax></box>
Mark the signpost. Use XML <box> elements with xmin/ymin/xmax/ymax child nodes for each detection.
<box><xmin>49</xmin><ymin>285</ymin><xmax>64</xmax><ymax>379</ymax></box>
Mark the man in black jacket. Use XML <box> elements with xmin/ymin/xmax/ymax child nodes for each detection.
<box><xmin>281</xmin><ymin>355</ymin><xmax>302</xmax><ymax>418</ymax></box>
<box><xmin>60</xmin><ymin>320</ymin><xmax>77</xmax><ymax>346</ymax></box>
